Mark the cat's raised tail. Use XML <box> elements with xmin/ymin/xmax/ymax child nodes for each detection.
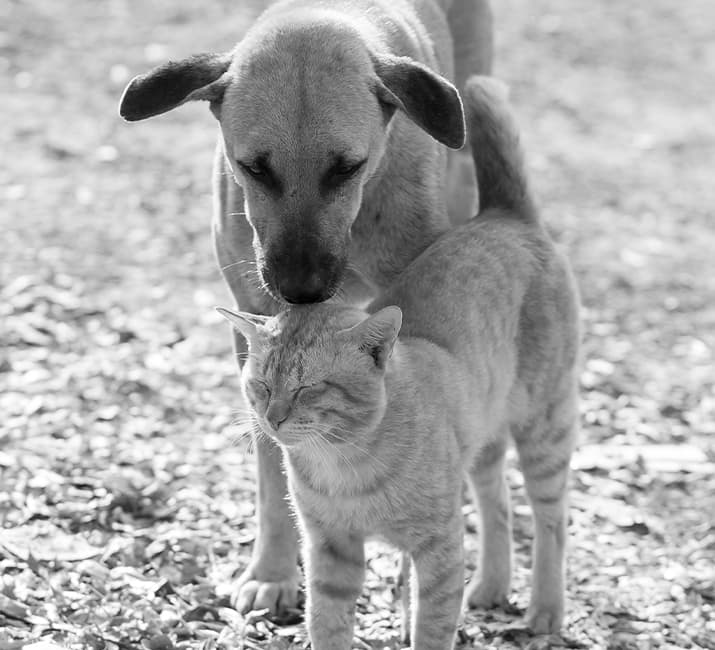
<box><xmin>465</xmin><ymin>75</ymin><xmax>537</xmax><ymax>222</ymax></box>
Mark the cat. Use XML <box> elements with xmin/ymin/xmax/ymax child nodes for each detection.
<box><xmin>218</xmin><ymin>75</ymin><xmax>580</xmax><ymax>649</ymax></box>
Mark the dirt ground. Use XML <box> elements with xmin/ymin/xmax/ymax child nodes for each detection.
<box><xmin>1</xmin><ymin>1</ymin><xmax>714</xmax><ymax>649</ymax></box>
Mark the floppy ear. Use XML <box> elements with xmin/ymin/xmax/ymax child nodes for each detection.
<box><xmin>119</xmin><ymin>52</ymin><xmax>232</xmax><ymax>122</ymax></box>
<box><xmin>216</xmin><ymin>307</ymin><xmax>269</xmax><ymax>347</ymax></box>
<box><xmin>345</xmin><ymin>306</ymin><xmax>402</xmax><ymax>370</ymax></box>
<box><xmin>372</xmin><ymin>54</ymin><xmax>465</xmax><ymax>149</ymax></box>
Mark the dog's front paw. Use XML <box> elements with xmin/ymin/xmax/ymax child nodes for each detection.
<box><xmin>526</xmin><ymin>601</ymin><xmax>563</xmax><ymax>635</ymax></box>
<box><xmin>465</xmin><ymin>575</ymin><xmax>510</xmax><ymax>610</ymax></box>
<box><xmin>232</xmin><ymin>564</ymin><xmax>302</xmax><ymax>617</ymax></box>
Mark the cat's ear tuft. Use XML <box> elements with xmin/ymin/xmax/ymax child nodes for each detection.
<box><xmin>216</xmin><ymin>307</ymin><xmax>268</xmax><ymax>346</ymax></box>
<box><xmin>353</xmin><ymin>306</ymin><xmax>402</xmax><ymax>370</ymax></box>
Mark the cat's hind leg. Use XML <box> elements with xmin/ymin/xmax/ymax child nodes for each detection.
<box><xmin>512</xmin><ymin>392</ymin><xmax>577</xmax><ymax>634</ymax></box>
<box><xmin>464</xmin><ymin>435</ymin><xmax>513</xmax><ymax>609</ymax></box>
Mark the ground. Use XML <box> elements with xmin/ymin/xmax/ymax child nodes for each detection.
<box><xmin>1</xmin><ymin>1</ymin><xmax>714</xmax><ymax>649</ymax></box>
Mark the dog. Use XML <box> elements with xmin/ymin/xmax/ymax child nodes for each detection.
<box><xmin>119</xmin><ymin>0</ymin><xmax>493</xmax><ymax>616</ymax></box>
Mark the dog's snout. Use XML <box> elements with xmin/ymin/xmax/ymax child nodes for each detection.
<box><xmin>278</xmin><ymin>263</ymin><xmax>338</xmax><ymax>303</ymax></box>
<box><xmin>280</xmin><ymin>271</ymin><xmax>331</xmax><ymax>304</ymax></box>
<box><xmin>266</xmin><ymin>245</ymin><xmax>344</xmax><ymax>304</ymax></box>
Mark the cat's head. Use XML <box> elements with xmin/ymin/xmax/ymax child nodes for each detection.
<box><xmin>217</xmin><ymin>304</ymin><xmax>402</xmax><ymax>449</ymax></box>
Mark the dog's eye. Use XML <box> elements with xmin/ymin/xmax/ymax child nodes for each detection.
<box><xmin>236</xmin><ymin>159</ymin><xmax>281</xmax><ymax>193</ymax></box>
<box><xmin>331</xmin><ymin>159</ymin><xmax>366</xmax><ymax>178</ymax></box>
<box><xmin>238</xmin><ymin>160</ymin><xmax>267</xmax><ymax>178</ymax></box>
<box><xmin>322</xmin><ymin>158</ymin><xmax>367</xmax><ymax>191</ymax></box>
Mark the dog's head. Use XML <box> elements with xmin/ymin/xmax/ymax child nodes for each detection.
<box><xmin>119</xmin><ymin>16</ymin><xmax>465</xmax><ymax>304</ymax></box>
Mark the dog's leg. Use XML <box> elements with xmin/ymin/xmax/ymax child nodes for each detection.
<box><xmin>213</xmin><ymin>144</ymin><xmax>301</xmax><ymax>615</ymax></box>
<box><xmin>397</xmin><ymin>551</ymin><xmax>412</xmax><ymax>646</ymax></box>
<box><xmin>235</xmin><ymin>416</ymin><xmax>302</xmax><ymax>615</ymax></box>
<box><xmin>446</xmin><ymin>0</ymin><xmax>494</xmax><ymax>223</ymax></box>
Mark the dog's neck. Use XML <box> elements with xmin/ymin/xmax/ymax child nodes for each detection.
<box><xmin>350</xmin><ymin>129</ymin><xmax>450</xmax><ymax>288</ymax></box>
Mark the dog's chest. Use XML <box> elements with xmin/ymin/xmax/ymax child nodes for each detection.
<box><xmin>349</xmin><ymin>168</ymin><xmax>450</xmax><ymax>287</ymax></box>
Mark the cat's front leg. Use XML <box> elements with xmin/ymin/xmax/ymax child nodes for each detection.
<box><xmin>304</xmin><ymin>527</ymin><xmax>365</xmax><ymax>650</ymax></box>
<box><xmin>409</xmin><ymin>520</ymin><xmax>465</xmax><ymax>650</ymax></box>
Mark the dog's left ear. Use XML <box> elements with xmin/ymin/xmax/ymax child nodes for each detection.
<box><xmin>372</xmin><ymin>54</ymin><xmax>465</xmax><ymax>149</ymax></box>
<box><xmin>119</xmin><ymin>52</ymin><xmax>232</xmax><ymax>122</ymax></box>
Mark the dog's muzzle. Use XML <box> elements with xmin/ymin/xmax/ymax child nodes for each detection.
<box><xmin>264</xmin><ymin>247</ymin><xmax>345</xmax><ymax>304</ymax></box>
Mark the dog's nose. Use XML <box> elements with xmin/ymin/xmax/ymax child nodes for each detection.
<box><xmin>279</xmin><ymin>271</ymin><xmax>332</xmax><ymax>304</ymax></box>
<box><xmin>268</xmin><ymin>248</ymin><xmax>343</xmax><ymax>304</ymax></box>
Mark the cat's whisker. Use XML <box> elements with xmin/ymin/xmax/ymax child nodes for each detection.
<box><xmin>325</xmin><ymin>431</ymin><xmax>389</xmax><ymax>473</ymax></box>
<box><xmin>231</xmin><ymin>403</ymin><xmax>255</xmax><ymax>414</ymax></box>
<box><xmin>231</xmin><ymin>417</ymin><xmax>258</xmax><ymax>430</ymax></box>
<box><xmin>304</xmin><ymin>423</ymin><xmax>390</xmax><ymax>473</ymax></box>
<box><xmin>229</xmin><ymin>419</ymin><xmax>262</xmax><ymax>448</ymax></box>
<box><xmin>221</xmin><ymin>258</ymin><xmax>257</xmax><ymax>273</ymax></box>
<box><xmin>323</xmin><ymin>436</ymin><xmax>361</xmax><ymax>483</ymax></box>
<box><xmin>230</xmin><ymin>406</ymin><xmax>257</xmax><ymax>418</ymax></box>
<box><xmin>304</xmin><ymin>434</ymin><xmax>333</xmax><ymax>479</ymax></box>
<box><xmin>220</xmin><ymin>260</ymin><xmax>264</xmax><ymax>288</ymax></box>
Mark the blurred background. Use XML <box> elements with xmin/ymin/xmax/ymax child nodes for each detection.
<box><xmin>1</xmin><ymin>1</ymin><xmax>713</xmax><ymax>648</ymax></box>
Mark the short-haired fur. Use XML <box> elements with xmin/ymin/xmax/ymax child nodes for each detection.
<box><xmin>221</xmin><ymin>76</ymin><xmax>579</xmax><ymax>648</ymax></box>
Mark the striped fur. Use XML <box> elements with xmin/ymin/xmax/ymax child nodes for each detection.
<box><xmin>221</xmin><ymin>76</ymin><xmax>580</xmax><ymax>648</ymax></box>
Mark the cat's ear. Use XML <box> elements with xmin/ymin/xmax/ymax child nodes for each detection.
<box><xmin>216</xmin><ymin>307</ymin><xmax>269</xmax><ymax>346</ymax></box>
<box><xmin>347</xmin><ymin>306</ymin><xmax>402</xmax><ymax>370</ymax></box>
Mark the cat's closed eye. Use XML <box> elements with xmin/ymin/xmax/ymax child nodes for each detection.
<box><xmin>294</xmin><ymin>381</ymin><xmax>328</xmax><ymax>402</ymax></box>
<box><xmin>247</xmin><ymin>379</ymin><xmax>270</xmax><ymax>403</ymax></box>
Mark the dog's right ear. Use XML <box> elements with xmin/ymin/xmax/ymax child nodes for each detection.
<box><xmin>119</xmin><ymin>52</ymin><xmax>232</xmax><ymax>122</ymax></box>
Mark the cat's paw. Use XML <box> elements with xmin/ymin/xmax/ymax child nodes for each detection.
<box><xmin>465</xmin><ymin>576</ymin><xmax>510</xmax><ymax>610</ymax></box>
<box><xmin>232</xmin><ymin>565</ymin><xmax>302</xmax><ymax>616</ymax></box>
<box><xmin>526</xmin><ymin>603</ymin><xmax>563</xmax><ymax>635</ymax></box>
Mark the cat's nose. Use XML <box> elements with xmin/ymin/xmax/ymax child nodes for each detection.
<box><xmin>266</xmin><ymin>399</ymin><xmax>290</xmax><ymax>430</ymax></box>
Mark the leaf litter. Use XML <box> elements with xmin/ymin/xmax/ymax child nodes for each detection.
<box><xmin>1</xmin><ymin>0</ymin><xmax>714</xmax><ymax>648</ymax></box>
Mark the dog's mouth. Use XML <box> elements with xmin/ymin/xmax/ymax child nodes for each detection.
<box><xmin>260</xmin><ymin>248</ymin><xmax>347</xmax><ymax>305</ymax></box>
<box><xmin>266</xmin><ymin>273</ymin><xmax>345</xmax><ymax>305</ymax></box>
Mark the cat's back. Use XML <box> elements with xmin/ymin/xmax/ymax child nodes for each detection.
<box><xmin>370</xmin><ymin>209</ymin><xmax>578</xmax><ymax>430</ymax></box>
<box><xmin>372</xmin><ymin>211</ymin><xmax>544</xmax><ymax>355</ymax></box>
